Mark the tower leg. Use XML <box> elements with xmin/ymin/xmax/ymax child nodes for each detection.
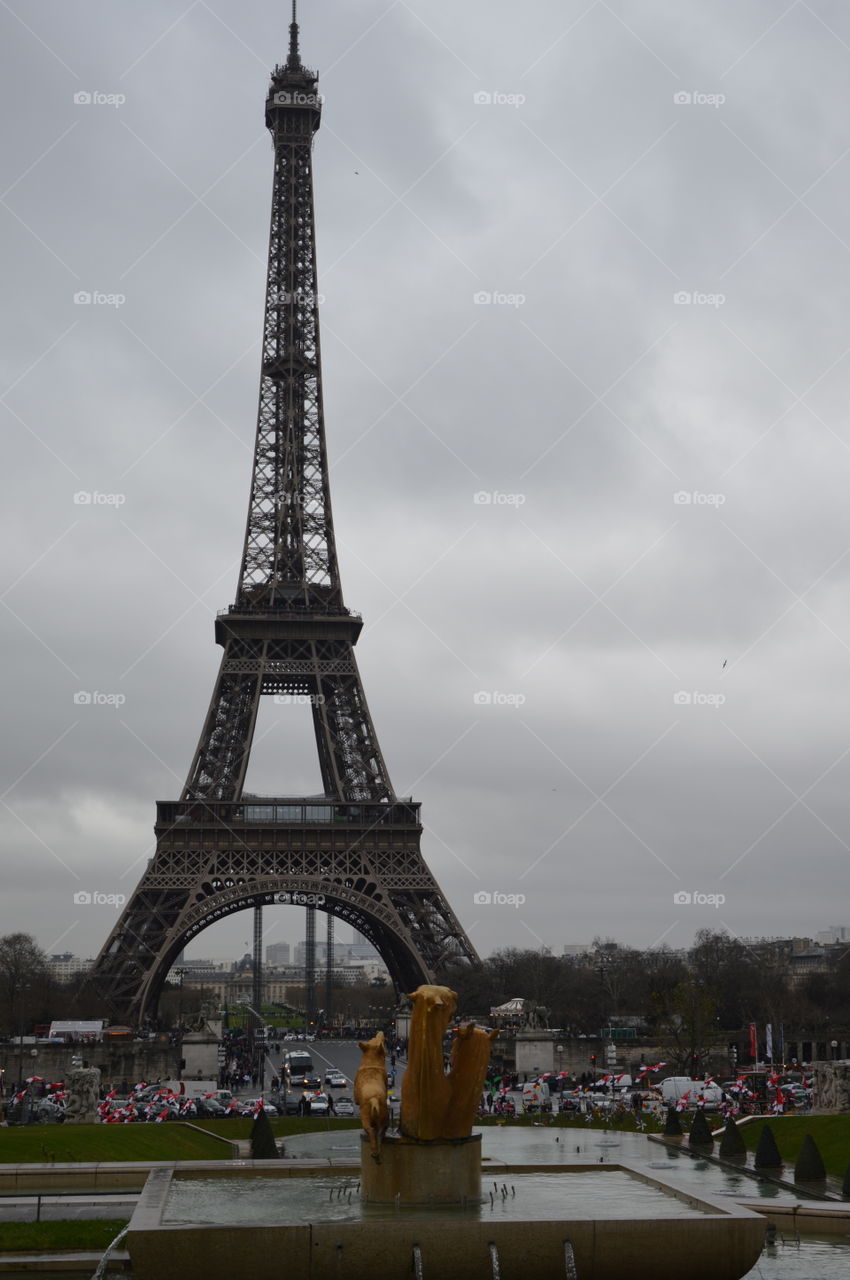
<box><xmin>325</xmin><ymin>912</ymin><xmax>334</xmax><ymax>1027</ymax></box>
<box><xmin>305</xmin><ymin>904</ymin><xmax>316</xmax><ymax>1030</ymax></box>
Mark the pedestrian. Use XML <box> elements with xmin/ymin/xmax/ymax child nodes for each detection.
<box><xmin>327</xmin><ymin>1093</ymin><xmax>335</xmax><ymax>1115</ymax></box>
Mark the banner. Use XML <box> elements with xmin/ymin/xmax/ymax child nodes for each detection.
<box><xmin>748</xmin><ymin>1022</ymin><xmax>757</xmax><ymax>1059</ymax></box>
<box><xmin>765</xmin><ymin>1023</ymin><xmax>773</xmax><ymax>1062</ymax></box>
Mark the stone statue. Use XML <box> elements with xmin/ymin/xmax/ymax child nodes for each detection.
<box><xmin>354</xmin><ymin>1031</ymin><xmax>389</xmax><ymax>1161</ymax></box>
<box><xmin>64</xmin><ymin>1067</ymin><xmax>101</xmax><ymax>1125</ymax></box>
<box><xmin>400</xmin><ymin>984</ymin><xmax>457</xmax><ymax>1141</ymax></box>
<box><xmin>443</xmin><ymin>1023</ymin><xmax>499</xmax><ymax>1139</ymax></box>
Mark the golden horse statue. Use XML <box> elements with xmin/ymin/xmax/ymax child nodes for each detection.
<box><xmin>354</xmin><ymin>1030</ymin><xmax>389</xmax><ymax>1161</ymax></box>
<box><xmin>400</xmin><ymin>984</ymin><xmax>458</xmax><ymax>1140</ymax></box>
<box><xmin>355</xmin><ymin>985</ymin><xmax>499</xmax><ymax>1151</ymax></box>
<box><xmin>443</xmin><ymin>1023</ymin><xmax>499</xmax><ymax>1139</ymax></box>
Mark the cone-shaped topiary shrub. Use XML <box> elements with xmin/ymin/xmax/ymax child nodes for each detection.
<box><xmin>754</xmin><ymin>1124</ymin><xmax>782</xmax><ymax>1169</ymax></box>
<box><xmin>841</xmin><ymin>1159</ymin><xmax>850</xmax><ymax>1198</ymax></box>
<box><xmin>794</xmin><ymin>1133</ymin><xmax>826</xmax><ymax>1183</ymax></box>
<box><xmin>688</xmin><ymin>1109</ymin><xmax>714</xmax><ymax>1146</ymax></box>
<box><xmin>664</xmin><ymin>1107</ymin><xmax>683</xmax><ymax>1136</ymax></box>
<box><xmin>719</xmin><ymin>1117</ymin><xmax>747</xmax><ymax>1158</ymax></box>
<box><xmin>250</xmin><ymin>1107</ymin><xmax>279</xmax><ymax>1159</ymax></box>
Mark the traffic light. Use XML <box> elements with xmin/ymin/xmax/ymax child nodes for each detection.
<box><xmin>729</xmin><ymin>1043</ymin><xmax>738</xmax><ymax>1065</ymax></box>
<box><xmin>590</xmin><ymin>1053</ymin><xmax>597</xmax><ymax>1067</ymax></box>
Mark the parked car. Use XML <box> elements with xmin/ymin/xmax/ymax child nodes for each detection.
<box><xmin>334</xmin><ymin>1095</ymin><xmax>355</xmax><ymax>1117</ymax></box>
<box><xmin>239</xmin><ymin>1098</ymin><xmax>279</xmax><ymax>1117</ymax></box>
<box><xmin>272</xmin><ymin>1091</ymin><xmax>301</xmax><ymax>1116</ymax></box>
<box><xmin>325</xmin><ymin>1070</ymin><xmax>347</xmax><ymax>1088</ymax></box>
<box><xmin>194</xmin><ymin>1098</ymin><xmax>228</xmax><ymax>1118</ymax></box>
<box><xmin>309</xmin><ymin>1092</ymin><xmax>330</xmax><ymax>1115</ymax></box>
<box><xmin>660</xmin><ymin>1078</ymin><xmax>723</xmax><ymax>1110</ymax></box>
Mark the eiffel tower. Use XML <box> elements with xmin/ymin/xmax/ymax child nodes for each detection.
<box><xmin>93</xmin><ymin>7</ymin><xmax>478</xmax><ymax>1025</ymax></box>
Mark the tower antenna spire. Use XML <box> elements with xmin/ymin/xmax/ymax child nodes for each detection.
<box><xmin>288</xmin><ymin>0</ymin><xmax>300</xmax><ymax>69</ymax></box>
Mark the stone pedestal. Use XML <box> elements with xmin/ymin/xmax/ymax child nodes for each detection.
<box><xmin>360</xmin><ymin>1133</ymin><xmax>481</xmax><ymax>1205</ymax></box>
<box><xmin>514</xmin><ymin>1030</ymin><xmax>553</xmax><ymax>1076</ymax></box>
<box><xmin>64</xmin><ymin>1067</ymin><xmax>101</xmax><ymax>1124</ymax></box>
<box><xmin>181</xmin><ymin>1025</ymin><xmax>220</xmax><ymax>1082</ymax></box>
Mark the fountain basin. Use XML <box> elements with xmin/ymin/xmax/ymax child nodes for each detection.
<box><xmin>126</xmin><ymin>1160</ymin><xmax>766</xmax><ymax>1280</ymax></box>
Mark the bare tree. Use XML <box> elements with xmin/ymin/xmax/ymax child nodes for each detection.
<box><xmin>0</xmin><ymin>933</ymin><xmax>50</xmax><ymax>1034</ymax></box>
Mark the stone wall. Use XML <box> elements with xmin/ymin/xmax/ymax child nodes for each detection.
<box><xmin>0</xmin><ymin>1040</ymin><xmax>182</xmax><ymax>1091</ymax></box>
<box><xmin>490</xmin><ymin>1035</ymin><xmax>731</xmax><ymax>1079</ymax></box>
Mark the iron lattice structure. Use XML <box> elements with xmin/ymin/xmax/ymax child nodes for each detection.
<box><xmin>92</xmin><ymin>18</ymin><xmax>478</xmax><ymax>1024</ymax></box>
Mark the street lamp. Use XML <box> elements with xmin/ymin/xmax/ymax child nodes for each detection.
<box><xmin>14</xmin><ymin>980</ymin><xmax>32</xmax><ymax>1094</ymax></box>
<box><xmin>241</xmin><ymin>1003</ymin><xmax>267</xmax><ymax>1082</ymax></box>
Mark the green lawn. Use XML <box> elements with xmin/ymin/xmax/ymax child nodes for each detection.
<box><xmin>739</xmin><ymin>1116</ymin><xmax>850</xmax><ymax>1178</ymax></box>
<box><xmin>0</xmin><ymin>1123</ymin><xmax>233</xmax><ymax>1165</ymax></box>
<box><xmin>0</xmin><ymin>1218</ymin><xmax>129</xmax><ymax>1254</ymax></box>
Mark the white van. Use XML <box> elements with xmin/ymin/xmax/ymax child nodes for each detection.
<box><xmin>660</xmin><ymin>1077</ymin><xmax>723</xmax><ymax>1110</ymax></box>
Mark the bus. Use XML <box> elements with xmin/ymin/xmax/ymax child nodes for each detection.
<box><xmin>283</xmin><ymin>1050</ymin><xmax>315</xmax><ymax>1086</ymax></box>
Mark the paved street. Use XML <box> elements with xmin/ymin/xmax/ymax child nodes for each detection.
<box><xmin>261</xmin><ymin>1036</ymin><xmax>405</xmax><ymax>1101</ymax></box>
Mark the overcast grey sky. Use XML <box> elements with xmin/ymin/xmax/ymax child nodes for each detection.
<box><xmin>3</xmin><ymin>0</ymin><xmax>850</xmax><ymax>970</ymax></box>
